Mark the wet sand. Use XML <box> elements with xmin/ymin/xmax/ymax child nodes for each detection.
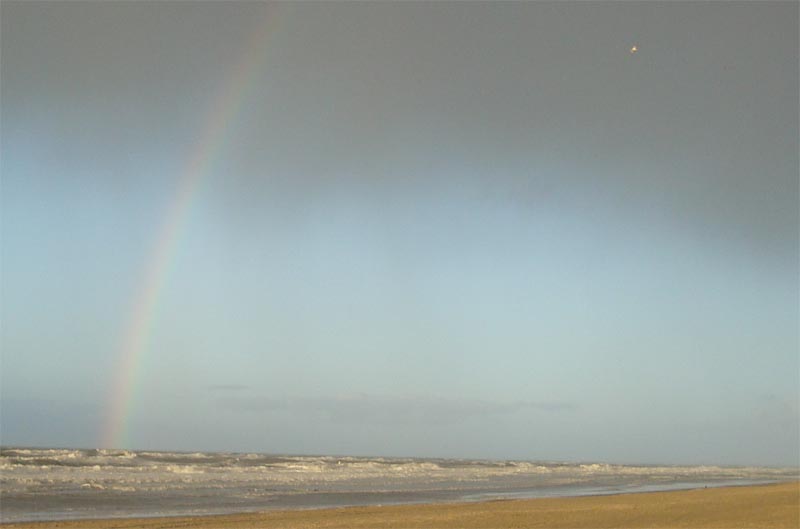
<box><xmin>2</xmin><ymin>481</ymin><xmax>798</xmax><ymax>529</ymax></box>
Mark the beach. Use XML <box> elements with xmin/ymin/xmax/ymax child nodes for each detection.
<box><xmin>3</xmin><ymin>481</ymin><xmax>797</xmax><ymax>529</ymax></box>
<box><xmin>5</xmin><ymin>448</ymin><xmax>798</xmax><ymax>522</ymax></box>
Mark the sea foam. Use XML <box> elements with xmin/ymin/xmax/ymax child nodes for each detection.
<box><xmin>1</xmin><ymin>447</ymin><xmax>796</xmax><ymax>522</ymax></box>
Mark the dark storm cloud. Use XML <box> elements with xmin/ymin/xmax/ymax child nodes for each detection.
<box><xmin>3</xmin><ymin>2</ymin><xmax>796</xmax><ymax>269</ymax></box>
<box><xmin>209</xmin><ymin>1</ymin><xmax>797</xmax><ymax>269</ymax></box>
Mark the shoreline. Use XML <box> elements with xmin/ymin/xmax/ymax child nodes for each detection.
<box><xmin>2</xmin><ymin>479</ymin><xmax>791</xmax><ymax>524</ymax></box>
<box><xmin>2</xmin><ymin>481</ymin><xmax>798</xmax><ymax>528</ymax></box>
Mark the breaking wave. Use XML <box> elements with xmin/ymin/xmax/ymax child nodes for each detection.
<box><xmin>1</xmin><ymin>447</ymin><xmax>797</xmax><ymax>523</ymax></box>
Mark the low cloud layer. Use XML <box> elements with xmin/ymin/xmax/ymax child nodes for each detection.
<box><xmin>216</xmin><ymin>393</ymin><xmax>576</xmax><ymax>425</ymax></box>
<box><xmin>207</xmin><ymin>384</ymin><xmax>250</xmax><ymax>392</ymax></box>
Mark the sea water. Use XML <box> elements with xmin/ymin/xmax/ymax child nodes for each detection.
<box><xmin>1</xmin><ymin>447</ymin><xmax>796</xmax><ymax>522</ymax></box>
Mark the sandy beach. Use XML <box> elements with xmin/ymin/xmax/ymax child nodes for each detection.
<box><xmin>3</xmin><ymin>481</ymin><xmax>797</xmax><ymax>529</ymax></box>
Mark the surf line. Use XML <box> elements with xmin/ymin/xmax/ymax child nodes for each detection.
<box><xmin>102</xmin><ymin>6</ymin><xmax>282</xmax><ymax>449</ymax></box>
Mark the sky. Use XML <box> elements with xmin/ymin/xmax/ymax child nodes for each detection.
<box><xmin>1</xmin><ymin>1</ymin><xmax>797</xmax><ymax>467</ymax></box>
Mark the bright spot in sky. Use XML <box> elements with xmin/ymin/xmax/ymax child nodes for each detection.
<box><xmin>630</xmin><ymin>45</ymin><xmax>638</xmax><ymax>53</ymax></box>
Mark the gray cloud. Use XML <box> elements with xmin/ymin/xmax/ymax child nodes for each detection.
<box><xmin>217</xmin><ymin>394</ymin><xmax>575</xmax><ymax>425</ymax></box>
<box><xmin>207</xmin><ymin>384</ymin><xmax>250</xmax><ymax>392</ymax></box>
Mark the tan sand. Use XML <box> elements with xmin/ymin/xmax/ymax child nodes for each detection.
<box><xmin>3</xmin><ymin>481</ymin><xmax>798</xmax><ymax>529</ymax></box>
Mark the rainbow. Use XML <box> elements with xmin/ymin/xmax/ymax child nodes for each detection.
<box><xmin>102</xmin><ymin>5</ymin><xmax>282</xmax><ymax>449</ymax></box>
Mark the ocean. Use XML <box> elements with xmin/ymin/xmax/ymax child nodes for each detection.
<box><xmin>1</xmin><ymin>447</ymin><xmax>796</xmax><ymax>522</ymax></box>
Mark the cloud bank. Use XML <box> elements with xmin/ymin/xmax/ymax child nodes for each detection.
<box><xmin>217</xmin><ymin>393</ymin><xmax>576</xmax><ymax>425</ymax></box>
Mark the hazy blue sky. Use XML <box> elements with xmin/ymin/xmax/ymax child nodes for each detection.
<box><xmin>1</xmin><ymin>1</ymin><xmax>797</xmax><ymax>466</ymax></box>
